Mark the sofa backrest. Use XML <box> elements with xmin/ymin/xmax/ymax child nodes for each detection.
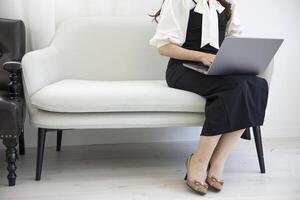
<box><xmin>51</xmin><ymin>17</ymin><xmax>168</xmax><ymax>81</ymax></box>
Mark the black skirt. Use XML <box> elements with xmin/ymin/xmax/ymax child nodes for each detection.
<box><xmin>166</xmin><ymin>58</ymin><xmax>269</xmax><ymax>140</ymax></box>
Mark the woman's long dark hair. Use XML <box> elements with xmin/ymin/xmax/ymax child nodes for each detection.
<box><xmin>149</xmin><ymin>0</ymin><xmax>232</xmax><ymax>23</ymax></box>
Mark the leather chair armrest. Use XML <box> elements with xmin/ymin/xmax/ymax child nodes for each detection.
<box><xmin>3</xmin><ymin>61</ymin><xmax>23</xmax><ymax>101</ymax></box>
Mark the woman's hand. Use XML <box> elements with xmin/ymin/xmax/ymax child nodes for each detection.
<box><xmin>197</xmin><ymin>53</ymin><xmax>216</xmax><ymax>67</ymax></box>
<box><xmin>158</xmin><ymin>43</ymin><xmax>216</xmax><ymax>67</ymax></box>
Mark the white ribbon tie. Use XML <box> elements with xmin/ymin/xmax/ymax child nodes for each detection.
<box><xmin>194</xmin><ymin>0</ymin><xmax>225</xmax><ymax>49</ymax></box>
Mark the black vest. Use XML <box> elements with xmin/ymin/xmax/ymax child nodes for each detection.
<box><xmin>169</xmin><ymin>1</ymin><xmax>229</xmax><ymax>65</ymax></box>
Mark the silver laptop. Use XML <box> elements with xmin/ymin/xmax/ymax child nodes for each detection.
<box><xmin>182</xmin><ymin>37</ymin><xmax>284</xmax><ymax>75</ymax></box>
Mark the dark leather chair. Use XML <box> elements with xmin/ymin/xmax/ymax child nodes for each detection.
<box><xmin>0</xmin><ymin>18</ymin><xmax>26</xmax><ymax>186</ymax></box>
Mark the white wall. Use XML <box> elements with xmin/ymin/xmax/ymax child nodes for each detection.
<box><xmin>239</xmin><ymin>0</ymin><xmax>300</xmax><ymax>137</ymax></box>
<box><xmin>0</xmin><ymin>0</ymin><xmax>299</xmax><ymax>148</ymax></box>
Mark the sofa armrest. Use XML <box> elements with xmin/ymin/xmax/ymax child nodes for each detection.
<box><xmin>21</xmin><ymin>46</ymin><xmax>65</xmax><ymax>97</ymax></box>
<box><xmin>257</xmin><ymin>58</ymin><xmax>274</xmax><ymax>87</ymax></box>
<box><xmin>3</xmin><ymin>61</ymin><xmax>23</xmax><ymax>101</ymax></box>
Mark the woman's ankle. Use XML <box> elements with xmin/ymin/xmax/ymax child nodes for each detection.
<box><xmin>188</xmin><ymin>154</ymin><xmax>208</xmax><ymax>182</ymax></box>
<box><xmin>193</xmin><ymin>153</ymin><xmax>210</xmax><ymax>165</ymax></box>
<box><xmin>208</xmin><ymin>159</ymin><xmax>225</xmax><ymax>178</ymax></box>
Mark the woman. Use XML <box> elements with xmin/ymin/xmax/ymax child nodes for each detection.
<box><xmin>149</xmin><ymin>0</ymin><xmax>269</xmax><ymax>195</ymax></box>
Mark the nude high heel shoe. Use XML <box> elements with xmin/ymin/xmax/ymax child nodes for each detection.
<box><xmin>206</xmin><ymin>162</ymin><xmax>224</xmax><ymax>191</ymax></box>
<box><xmin>184</xmin><ymin>153</ymin><xmax>208</xmax><ymax>195</ymax></box>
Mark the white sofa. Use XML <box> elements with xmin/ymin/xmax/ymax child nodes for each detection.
<box><xmin>21</xmin><ymin>17</ymin><xmax>274</xmax><ymax>180</ymax></box>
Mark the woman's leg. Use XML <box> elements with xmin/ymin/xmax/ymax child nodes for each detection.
<box><xmin>188</xmin><ymin>134</ymin><xmax>221</xmax><ymax>183</ymax></box>
<box><xmin>208</xmin><ymin>128</ymin><xmax>246</xmax><ymax>179</ymax></box>
<box><xmin>188</xmin><ymin>128</ymin><xmax>245</xmax><ymax>182</ymax></box>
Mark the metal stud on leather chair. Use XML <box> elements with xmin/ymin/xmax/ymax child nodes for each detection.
<box><xmin>0</xmin><ymin>18</ymin><xmax>26</xmax><ymax>186</ymax></box>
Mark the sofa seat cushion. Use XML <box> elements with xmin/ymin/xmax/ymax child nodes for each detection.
<box><xmin>30</xmin><ymin>79</ymin><xmax>206</xmax><ymax>113</ymax></box>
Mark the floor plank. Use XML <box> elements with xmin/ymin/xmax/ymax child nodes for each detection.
<box><xmin>1</xmin><ymin>138</ymin><xmax>300</xmax><ymax>200</ymax></box>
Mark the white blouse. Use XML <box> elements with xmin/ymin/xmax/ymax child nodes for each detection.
<box><xmin>149</xmin><ymin>0</ymin><xmax>243</xmax><ymax>49</ymax></box>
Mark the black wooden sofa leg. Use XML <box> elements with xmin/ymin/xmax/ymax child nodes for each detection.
<box><xmin>18</xmin><ymin>128</ymin><xmax>25</xmax><ymax>155</ymax></box>
<box><xmin>56</xmin><ymin>130</ymin><xmax>63</xmax><ymax>152</ymax></box>
<box><xmin>2</xmin><ymin>137</ymin><xmax>18</xmax><ymax>186</ymax></box>
<box><xmin>252</xmin><ymin>126</ymin><xmax>266</xmax><ymax>173</ymax></box>
<box><xmin>36</xmin><ymin>128</ymin><xmax>47</xmax><ymax>181</ymax></box>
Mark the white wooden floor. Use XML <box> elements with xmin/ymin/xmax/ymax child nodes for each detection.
<box><xmin>0</xmin><ymin>137</ymin><xmax>300</xmax><ymax>200</ymax></box>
